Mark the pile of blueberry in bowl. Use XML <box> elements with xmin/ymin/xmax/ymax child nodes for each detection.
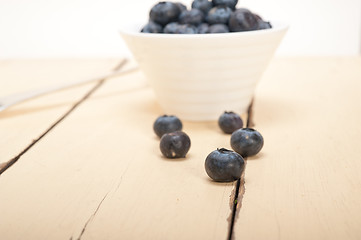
<box><xmin>142</xmin><ymin>0</ymin><xmax>271</xmax><ymax>34</ymax></box>
<box><xmin>119</xmin><ymin>0</ymin><xmax>288</xmax><ymax>121</ymax></box>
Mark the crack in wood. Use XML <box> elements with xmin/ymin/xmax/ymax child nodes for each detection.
<box><xmin>76</xmin><ymin>192</ymin><xmax>109</xmax><ymax>240</ymax></box>
<box><xmin>227</xmin><ymin>98</ymin><xmax>254</xmax><ymax>240</ymax></box>
<box><xmin>0</xmin><ymin>80</ymin><xmax>106</xmax><ymax>176</ymax></box>
<box><xmin>246</xmin><ymin>98</ymin><xmax>255</xmax><ymax>128</ymax></box>
<box><xmin>70</xmin><ymin>154</ymin><xmax>129</xmax><ymax>240</ymax></box>
<box><xmin>0</xmin><ymin>59</ymin><xmax>128</xmax><ymax>176</ymax></box>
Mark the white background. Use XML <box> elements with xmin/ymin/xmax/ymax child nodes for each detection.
<box><xmin>0</xmin><ymin>0</ymin><xmax>360</xmax><ymax>58</ymax></box>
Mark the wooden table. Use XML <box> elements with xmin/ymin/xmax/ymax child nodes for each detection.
<box><xmin>1</xmin><ymin>57</ymin><xmax>360</xmax><ymax>240</ymax></box>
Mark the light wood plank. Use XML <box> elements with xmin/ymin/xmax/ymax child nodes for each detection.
<box><xmin>0</xmin><ymin>68</ymin><xmax>236</xmax><ymax>239</ymax></box>
<box><xmin>234</xmin><ymin>57</ymin><xmax>361</xmax><ymax>239</ymax></box>
<box><xmin>0</xmin><ymin>59</ymin><xmax>120</xmax><ymax>165</ymax></box>
<box><xmin>2</xmin><ymin>57</ymin><xmax>360</xmax><ymax>240</ymax></box>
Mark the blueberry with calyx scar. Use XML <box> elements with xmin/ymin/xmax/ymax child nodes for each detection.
<box><xmin>231</xmin><ymin>128</ymin><xmax>264</xmax><ymax>157</ymax></box>
<box><xmin>205</xmin><ymin>148</ymin><xmax>245</xmax><ymax>182</ymax></box>
<box><xmin>160</xmin><ymin>131</ymin><xmax>191</xmax><ymax>158</ymax></box>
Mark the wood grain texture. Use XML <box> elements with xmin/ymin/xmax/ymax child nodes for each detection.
<box><xmin>0</xmin><ymin>59</ymin><xmax>120</xmax><ymax>166</ymax></box>
<box><xmin>0</xmin><ymin>57</ymin><xmax>360</xmax><ymax>240</ymax></box>
<box><xmin>0</xmin><ymin>65</ymin><xmax>236</xmax><ymax>240</ymax></box>
<box><xmin>234</xmin><ymin>57</ymin><xmax>361</xmax><ymax>240</ymax></box>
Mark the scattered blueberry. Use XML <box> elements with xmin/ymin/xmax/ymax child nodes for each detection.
<box><xmin>149</xmin><ymin>2</ymin><xmax>181</xmax><ymax>26</ymax></box>
<box><xmin>229</xmin><ymin>8</ymin><xmax>259</xmax><ymax>32</ymax></box>
<box><xmin>197</xmin><ymin>23</ymin><xmax>210</xmax><ymax>33</ymax></box>
<box><xmin>175</xmin><ymin>2</ymin><xmax>187</xmax><ymax>12</ymax></box>
<box><xmin>212</xmin><ymin>0</ymin><xmax>238</xmax><ymax>10</ymax></box>
<box><xmin>207</xmin><ymin>23</ymin><xmax>229</xmax><ymax>33</ymax></box>
<box><xmin>153</xmin><ymin>115</ymin><xmax>183</xmax><ymax>137</ymax></box>
<box><xmin>231</xmin><ymin>128</ymin><xmax>264</xmax><ymax>157</ymax></box>
<box><xmin>141</xmin><ymin>21</ymin><xmax>163</xmax><ymax>33</ymax></box>
<box><xmin>192</xmin><ymin>0</ymin><xmax>213</xmax><ymax>14</ymax></box>
<box><xmin>218</xmin><ymin>111</ymin><xmax>243</xmax><ymax>133</ymax></box>
<box><xmin>206</xmin><ymin>6</ymin><xmax>232</xmax><ymax>25</ymax></box>
<box><xmin>205</xmin><ymin>148</ymin><xmax>245</xmax><ymax>182</ymax></box>
<box><xmin>179</xmin><ymin>9</ymin><xmax>205</xmax><ymax>25</ymax></box>
<box><xmin>160</xmin><ymin>131</ymin><xmax>191</xmax><ymax>158</ymax></box>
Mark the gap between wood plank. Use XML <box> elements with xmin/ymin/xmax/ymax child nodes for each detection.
<box><xmin>227</xmin><ymin>98</ymin><xmax>254</xmax><ymax>240</ymax></box>
<box><xmin>0</xmin><ymin>79</ymin><xmax>106</xmax><ymax>176</ymax></box>
<box><xmin>0</xmin><ymin>60</ymin><xmax>128</xmax><ymax>176</ymax></box>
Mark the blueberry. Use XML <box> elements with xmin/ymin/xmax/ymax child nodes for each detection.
<box><xmin>179</xmin><ymin>9</ymin><xmax>205</xmax><ymax>26</ymax></box>
<box><xmin>163</xmin><ymin>22</ymin><xmax>180</xmax><ymax>33</ymax></box>
<box><xmin>175</xmin><ymin>2</ymin><xmax>187</xmax><ymax>12</ymax></box>
<box><xmin>149</xmin><ymin>2</ymin><xmax>181</xmax><ymax>26</ymax></box>
<box><xmin>231</xmin><ymin>128</ymin><xmax>264</xmax><ymax>157</ymax></box>
<box><xmin>160</xmin><ymin>131</ymin><xmax>191</xmax><ymax>158</ymax></box>
<box><xmin>191</xmin><ymin>0</ymin><xmax>213</xmax><ymax>14</ymax></box>
<box><xmin>175</xmin><ymin>24</ymin><xmax>198</xmax><ymax>34</ymax></box>
<box><xmin>212</xmin><ymin>0</ymin><xmax>238</xmax><ymax>10</ymax></box>
<box><xmin>197</xmin><ymin>23</ymin><xmax>210</xmax><ymax>33</ymax></box>
<box><xmin>253</xmin><ymin>13</ymin><xmax>272</xmax><ymax>30</ymax></box>
<box><xmin>164</xmin><ymin>22</ymin><xmax>198</xmax><ymax>34</ymax></box>
<box><xmin>205</xmin><ymin>148</ymin><xmax>245</xmax><ymax>182</ymax></box>
<box><xmin>207</xmin><ymin>23</ymin><xmax>229</xmax><ymax>33</ymax></box>
<box><xmin>257</xmin><ymin>20</ymin><xmax>272</xmax><ymax>30</ymax></box>
<box><xmin>206</xmin><ymin>6</ymin><xmax>232</xmax><ymax>25</ymax></box>
<box><xmin>218</xmin><ymin>111</ymin><xmax>243</xmax><ymax>133</ymax></box>
<box><xmin>228</xmin><ymin>8</ymin><xmax>259</xmax><ymax>32</ymax></box>
<box><xmin>141</xmin><ymin>21</ymin><xmax>163</xmax><ymax>33</ymax></box>
<box><xmin>153</xmin><ymin>115</ymin><xmax>183</xmax><ymax>137</ymax></box>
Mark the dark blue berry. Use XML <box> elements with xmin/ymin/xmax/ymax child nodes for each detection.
<box><xmin>175</xmin><ymin>24</ymin><xmax>198</xmax><ymax>34</ymax></box>
<box><xmin>141</xmin><ymin>21</ymin><xmax>163</xmax><ymax>33</ymax></box>
<box><xmin>212</xmin><ymin>0</ymin><xmax>238</xmax><ymax>10</ymax></box>
<box><xmin>175</xmin><ymin>2</ymin><xmax>187</xmax><ymax>12</ymax></box>
<box><xmin>163</xmin><ymin>22</ymin><xmax>180</xmax><ymax>33</ymax></box>
<box><xmin>191</xmin><ymin>0</ymin><xmax>213</xmax><ymax>14</ymax></box>
<box><xmin>153</xmin><ymin>115</ymin><xmax>183</xmax><ymax>137</ymax></box>
<box><xmin>197</xmin><ymin>23</ymin><xmax>210</xmax><ymax>33</ymax></box>
<box><xmin>205</xmin><ymin>148</ymin><xmax>245</xmax><ymax>182</ymax></box>
<box><xmin>218</xmin><ymin>111</ymin><xmax>243</xmax><ymax>133</ymax></box>
<box><xmin>149</xmin><ymin>2</ymin><xmax>181</xmax><ymax>26</ymax></box>
<box><xmin>208</xmin><ymin>23</ymin><xmax>229</xmax><ymax>33</ymax></box>
<box><xmin>160</xmin><ymin>131</ymin><xmax>191</xmax><ymax>158</ymax></box>
<box><xmin>206</xmin><ymin>6</ymin><xmax>232</xmax><ymax>25</ymax></box>
<box><xmin>257</xmin><ymin>20</ymin><xmax>272</xmax><ymax>30</ymax></box>
<box><xmin>164</xmin><ymin>22</ymin><xmax>198</xmax><ymax>34</ymax></box>
<box><xmin>231</xmin><ymin>128</ymin><xmax>264</xmax><ymax>157</ymax></box>
<box><xmin>229</xmin><ymin>8</ymin><xmax>259</xmax><ymax>32</ymax></box>
<box><xmin>179</xmin><ymin>9</ymin><xmax>205</xmax><ymax>25</ymax></box>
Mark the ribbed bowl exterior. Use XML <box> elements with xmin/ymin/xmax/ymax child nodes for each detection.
<box><xmin>120</xmin><ymin>23</ymin><xmax>288</xmax><ymax>121</ymax></box>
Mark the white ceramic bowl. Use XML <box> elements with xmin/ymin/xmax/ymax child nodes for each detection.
<box><xmin>120</xmin><ymin>21</ymin><xmax>288</xmax><ymax>121</ymax></box>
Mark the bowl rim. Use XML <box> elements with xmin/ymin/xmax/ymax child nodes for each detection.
<box><xmin>119</xmin><ymin>21</ymin><xmax>289</xmax><ymax>39</ymax></box>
